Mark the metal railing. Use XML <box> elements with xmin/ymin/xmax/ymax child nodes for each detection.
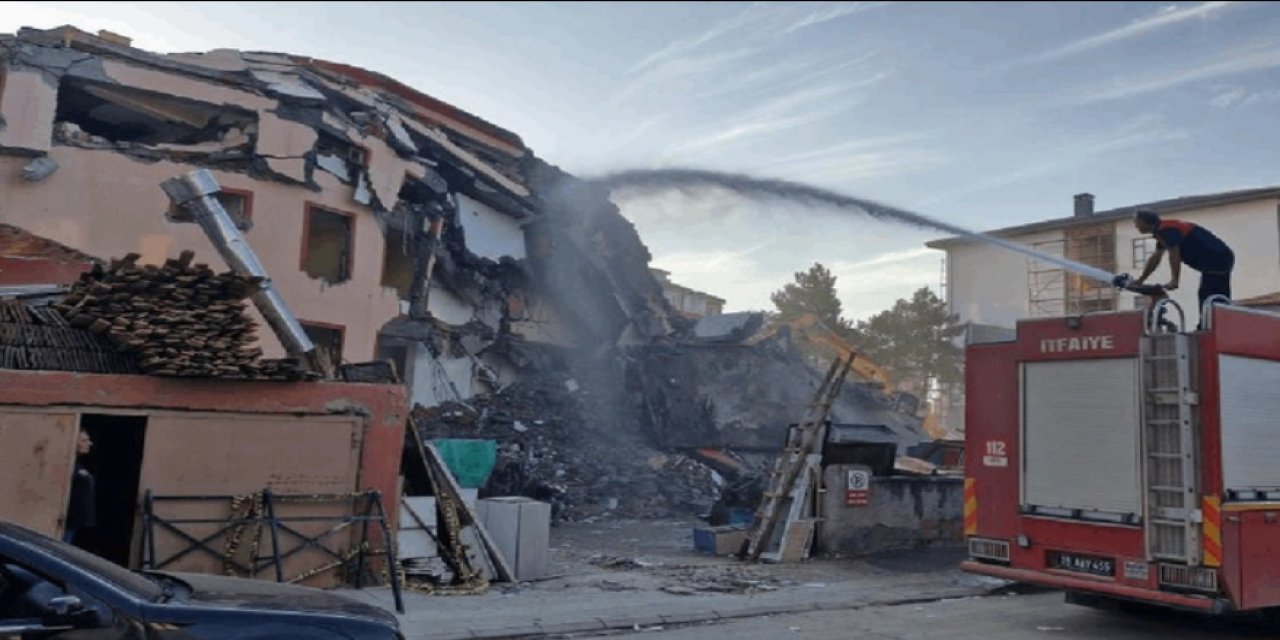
<box><xmin>140</xmin><ymin>488</ymin><xmax>403</xmax><ymax>613</ymax></box>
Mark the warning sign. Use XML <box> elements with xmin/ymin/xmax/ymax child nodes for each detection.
<box><xmin>845</xmin><ymin>469</ymin><xmax>870</xmax><ymax>506</ymax></box>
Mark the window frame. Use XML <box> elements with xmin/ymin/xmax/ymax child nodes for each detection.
<box><xmin>299</xmin><ymin>203</ymin><xmax>356</xmax><ymax>284</ymax></box>
<box><xmin>215</xmin><ymin>188</ymin><xmax>254</xmax><ymax>231</ymax></box>
<box><xmin>299</xmin><ymin>320</ymin><xmax>346</xmax><ymax>367</ymax></box>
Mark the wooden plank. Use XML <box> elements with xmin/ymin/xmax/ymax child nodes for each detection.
<box><xmin>409</xmin><ymin>424</ymin><xmax>514</xmax><ymax>582</ymax></box>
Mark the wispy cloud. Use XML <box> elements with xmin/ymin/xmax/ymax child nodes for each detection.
<box><xmin>1209</xmin><ymin>85</ymin><xmax>1280</xmax><ymax>108</ymax></box>
<box><xmin>631</xmin><ymin>7</ymin><xmax>752</xmax><ymax>72</ymax></box>
<box><xmin>913</xmin><ymin>114</ymin><xmax>1188</xmax><ymax>206</ymax></box>
<box><xmin>1020</xmin><ymin>1</ymin><xmax>1237</xmax><ymax>65</ymax></box>
<box><xmin>662</xmin><ymin>81</ymin><xmax>879</xmax><ymax>157</ymax></box>
<box><xmin>765</xmin><ymin>133</ymin><xmax>950</xmax><ymax>183</ymax></box>
<box><xmin>653</xmin><ymin>243</ymin><xmax>773</xmax><ymax>275</ymax></box>
<box><xmin>1210</xmin><ymin>87</ymin><xmax>1249</xmax><ymax>108</ymax></box>
<box><xmin>829</xmin><ymin>248</ymin><xmax>941</xmax><ymax>314</ymax></box>
<box><xmin>617</xmin><ymin>1</ymin><xmax>892</xmax><ymax>106</ymax></box>
<box><xmin>1074</xmin><ymin>39</ymin><xmax>1280</xmax><ymax>103</ymax></box>
<box><xmin>783</xmin><ymin>1</ymin><xmax>894</xmax><ymax>35</ymax></box>
<box><xmin>689</xmin><ymin>48</ymin><xmax>882</xmax><ymax>102</ymax></box>
<box><xmin>610</xmin><ymin>47</ymin><xmax>761</xmax><ymax>106</ymax></box>
<box><xmin>831</xmin><ymin>247</ymin><xmax>935</xmax><ymax>271</ymax></box>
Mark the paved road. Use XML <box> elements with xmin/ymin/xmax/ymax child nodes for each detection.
<box><xmin>590</xmin><ymin>591</ymin><xmax>1280</xmax><ymax>639</ymax></box>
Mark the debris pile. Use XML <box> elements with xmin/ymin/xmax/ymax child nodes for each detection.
<box><xmin>52</xmin><ymin>250</ymin><xmax>314</xmax><ymax>380</ymax></box>
<box><xmin>411</xmin><ymin>371</ymin><xmax>724</xmax><ymax>522</ymax></box>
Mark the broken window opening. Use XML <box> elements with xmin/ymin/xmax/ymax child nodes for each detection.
<box><xmin>164</xmin><ymin>188</ymin><xmax>254</xmax><ymax>231</ymax></box>
<box><xmin>55</xmin><ymin>76</ymin><xmax>255</xmax><ymax>146</ymax></box>
<box><xmin>301</xmin><ymin>204</ymin><xmax>354</xmax><ymax>284</ymax></box>
<box><xmin>374</xmin><ymin>334</ymin><xmax>410</xmax><ymax>385</ymax></box>
<box><xmin>301</xmin><ymin>321</ymin><xmax>345</xmax><ymax>378</ymax></box>
<box><xmin>381</xmin><ymin>228</ymin><xmax>415</xmax><ymax>299</ymax></box>
<box><xmin>216</xmin><ymin>189</ymin><xmax>253</xmax><ymax>231</ymax></box>
<box><xmin>315</xmin><ymin>131</ymin><xmax>366</xmax><ymax>182</ymax></box>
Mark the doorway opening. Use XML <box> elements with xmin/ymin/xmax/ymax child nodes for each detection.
<box><xmin>76</xmin><ymin>414</ymin><xmax>148</xmax><ymax>567</ymax></box>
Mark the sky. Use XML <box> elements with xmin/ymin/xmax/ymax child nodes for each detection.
<box><xmin>4</xmin><ymin>1</ymin><xmax>1280</xmax><ymax>319</ymax></box>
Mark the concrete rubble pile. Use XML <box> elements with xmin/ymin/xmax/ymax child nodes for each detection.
<box><xmin>411</xmin><ymin>369</ymin><xmax>725</xmax><ymax>522</ymax></box>
<box><xmin>632</xmin><ymin>321</ymin><xmax>932</xmax><ymax>454</ymax></box>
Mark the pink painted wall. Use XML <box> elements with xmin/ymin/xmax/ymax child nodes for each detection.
<box><xmin>0</xmin><ymin>150</ymin><xmax>401</xmax><ymax>362</ymax></box>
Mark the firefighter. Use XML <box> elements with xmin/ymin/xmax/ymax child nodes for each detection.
<box><xmin>1132</xmin><ymin>210</ymin><xmax>1235</xmax><ymax>312</ymax></box>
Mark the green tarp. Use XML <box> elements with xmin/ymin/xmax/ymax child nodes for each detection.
<box><xmin>432</xmin><ymin>438</ymin><xmax>497</xmax><ymax>489</ymax></box>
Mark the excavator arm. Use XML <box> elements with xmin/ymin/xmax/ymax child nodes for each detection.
<box><xmin>749</xmin><ymin>313</ymin><xmax>949</xmax><ymax>441</ymax></box>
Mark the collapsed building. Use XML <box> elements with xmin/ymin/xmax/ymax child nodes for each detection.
<box><xmin>0</xmin><ymin>26</ymin><xmax>938</xmax><ymax>529</ymax></box>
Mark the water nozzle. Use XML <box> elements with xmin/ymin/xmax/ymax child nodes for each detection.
<box><xmin>1112</xmin><ymin>273</ymin><xmax>1132</xmax><ymax>290</ymax></box>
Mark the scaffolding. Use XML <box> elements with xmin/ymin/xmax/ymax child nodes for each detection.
<box><xmin>1027</xmin><ymin>238</ymin><xmax>1067</xmax><ymax>317</ymax></box>
<box><xmin>1027</xmin><ymin>223</ymin><xmax>1118</xmax><ymax>317</ymax></box>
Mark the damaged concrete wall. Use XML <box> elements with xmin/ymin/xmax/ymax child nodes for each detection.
<box><xmin>3</xmin><ymin>28</ymin><xmax>833</xmax><ymax>526</ymax></box>
<box><xmin>0</xmin><ymin>69</ymin><xmax>57</xmax><ymax>153</ymax></box>
<box><xmin>817</xmin><ymin>466</ymin><xmax>963</xmax><ymax>556</ymax></box>
<box><xmin>522</xmin><ymin>159</ymin><xmax>681</xmax><ymax>348</ymax></box>
<box><xmin>455</xmin><ymin>192</ymin><xmax>526</xmax><ymax>261</ymax></box>
<box><xmin>0</xmin><ymin>26</ymin><xmax>584</xmax><ymax>372</ymax></box>
<box><xmin>0</xmin><ymin>152</ymin><xmax>400</xmax><ymax>361</ymax></box>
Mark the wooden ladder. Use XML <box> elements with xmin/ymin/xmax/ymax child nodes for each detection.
<box><xmin>744</xmin><ymin>355</ymin><xmax>854</xmax><ymax>561</ymax></box>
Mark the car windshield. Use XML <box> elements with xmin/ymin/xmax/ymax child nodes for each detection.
<box><xmin>1</xmin><ymin>522</ymin><xmax>163</xmax><ymax>601</ymax></box>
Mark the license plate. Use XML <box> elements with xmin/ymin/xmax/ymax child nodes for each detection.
<box><xmin>1048</xmin><ymin>551</ymin><xmax>1115</xmax><ymax>577</ymax></box>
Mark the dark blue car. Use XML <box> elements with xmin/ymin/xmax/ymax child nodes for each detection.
<box><xmin>0</xmin><ymin>519</ymin><xmax>402</xmax><ymax>639</ymax></box>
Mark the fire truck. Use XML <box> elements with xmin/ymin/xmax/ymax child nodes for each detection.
<box><xmin>961</xmin><ymin>294</ymin><xmax>1280</xmax><ymax>614</ymax></box>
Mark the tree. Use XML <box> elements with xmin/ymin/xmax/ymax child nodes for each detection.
<box><xmin>770</xmin><ymin>262</ymin><xmax>849</xmax><ymax>332</ymax></box>
<box><xmin>847</xmin><ymin>287</ymin><xmax>963</xmax><ymax>396</ymax></box>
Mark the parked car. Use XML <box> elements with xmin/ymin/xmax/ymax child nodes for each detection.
<box><xmin>0</xmin><ymin>519</ymin><xmax>402</xmax><ymax>639</ymax></box>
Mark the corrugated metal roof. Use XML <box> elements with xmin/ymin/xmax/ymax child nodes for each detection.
<box><xmin>0</xmin><ymin>300</ymin><xmax>137</xmax><ymax>374</ymax></box>
<box><xmin>927</xmin><ymin>186</ymin><xmax>1280</xmax><ymax>249</ymax></box>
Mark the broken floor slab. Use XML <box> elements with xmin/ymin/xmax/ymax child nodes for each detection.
<box><xmin>98</xmin><ymin>59</ymin><xmax>275</xmax><ymax>112</ymax></box>
<box><xmin>251</xmin><ymin>69</ymin><xmax>326</xmax><ymax>103</ymax></box>
<box><xmin>455</xmin><ymin>192</ymin><xmax>527</xmax><ymax>261</ymax></box>
<box><xmin>0</xmin><ymin>70</ymin><xmax>58</xmax><ymax>154</ymax></box>
<box><xmin>257</xmin><ymin>110</ymin><xmax>319</xmax><ymax>158</ymax></box>
<box><xmin>163</xmin><ymin>49</ymin><xmax>249</xmax><ymax>73</ymax></box>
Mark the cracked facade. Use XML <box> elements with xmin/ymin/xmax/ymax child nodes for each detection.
<box><xmin>0</xmin><ymin>27</ymin><xmax>939</xmax><ymax>528</ymax></box>
<box><xmin>0</xmin><ymin>25</ymin><xmax>679</xmax><ymax>409</ymax></box>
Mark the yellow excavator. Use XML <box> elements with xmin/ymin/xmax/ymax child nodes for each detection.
<box><xmin>744</xmin><ymin>313</ymin><xmax>949</xmax><ymax>442</ymax></box>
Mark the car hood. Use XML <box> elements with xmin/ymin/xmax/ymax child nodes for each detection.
<box><xmin>157</xmin><ymin>572</ymin><xmax>398</xmax><ymax>626</ymax></box>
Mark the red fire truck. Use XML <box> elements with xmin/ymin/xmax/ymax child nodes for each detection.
<box><xmin>961</xmin><ymin>299</ymin><xmax>1280</xmax><ymax>613</ymax></box>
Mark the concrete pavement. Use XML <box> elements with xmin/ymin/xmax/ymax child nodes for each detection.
<box><xmin>344</xmin><ymin>566</ymin><xmax>1004</xmax><ymax>639</ymax></box>
<box><xmin>591</xmin><ymin>590</ymin><xmax>1280</xmax><ymax>639</ymax></box>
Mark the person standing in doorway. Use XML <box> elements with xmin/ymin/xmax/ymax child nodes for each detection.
<box><xmin>64</xmin><ymin>430</ymin><xmax>96</xmax><ymax>546</ymax></box>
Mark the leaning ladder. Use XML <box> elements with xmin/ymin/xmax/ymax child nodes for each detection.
<box><xmin>744</xmin><ymin>356</ymin><xmax>854</xmax><ymax>561</ymax></box>
<box><xmin>1142</xmin><ymin>332</ymin><xmax>1202</xmax><ymax>564</ymax></box>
